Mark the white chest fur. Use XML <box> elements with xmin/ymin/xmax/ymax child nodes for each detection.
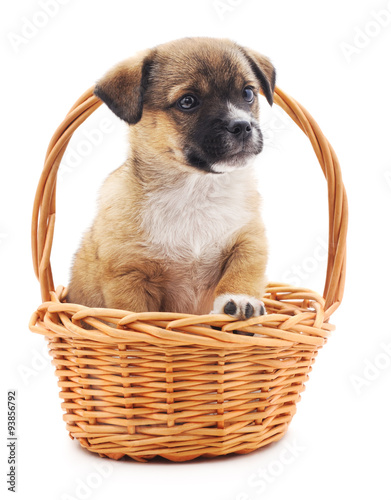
<box><xmin>140</xmin><ymin>169</ymin><xmax>256</xmax><ymax>261</ymax></box>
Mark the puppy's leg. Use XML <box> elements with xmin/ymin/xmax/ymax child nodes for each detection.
<box><xmin>212</xmin><ymin>223</ymin><xmax>267</xmax><ymax>321</ymax></box>
<box><xmin>102</xmin><ymin>265</ymin><xmax>164</xmax><ymax>312</ymax></box>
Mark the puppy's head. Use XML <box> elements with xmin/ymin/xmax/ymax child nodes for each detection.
<box><xmin>95</xmin><ymin>37</ymin><xmax>276</xmax><ymax>174</ymax></box>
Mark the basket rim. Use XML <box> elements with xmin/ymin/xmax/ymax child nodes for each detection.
<box><xmin>30</xmin><ymin>282</ymin><xmax>333</xmax><ymax>349</ymax></box>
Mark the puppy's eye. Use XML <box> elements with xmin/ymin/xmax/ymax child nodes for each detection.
<box><xmin>177</xmin><ymin>94</ymin><xmax>199</xmax><ymax>111</ymax></box>
<box><xmin>243</xmin><ymin>87</ymin><xmax>255</xmax><ymax>103</ymax></box>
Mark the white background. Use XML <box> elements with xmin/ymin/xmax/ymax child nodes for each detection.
<box><xmin>1</xmin><ymin>0</ymin><xmax>391</xmax><ymax>498</ymax></box>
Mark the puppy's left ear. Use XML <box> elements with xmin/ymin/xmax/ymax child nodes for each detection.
<box><xmin>94</xmin><ymin>49</ymin><xmax>155</xmax><ymax>124</ymax></box>
<box><xmin>240</xmin><ymin>47</ymin><xmax>276</xmax><ymax>106</ymax></box>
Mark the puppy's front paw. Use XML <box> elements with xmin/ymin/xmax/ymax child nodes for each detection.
<box><xmin>212</xmin><ymin>294</ymin><xmax>266</xmax><ymax>320</ymax></box>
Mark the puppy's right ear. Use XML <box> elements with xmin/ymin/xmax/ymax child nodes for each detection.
<box><xmin>94</xmin><ymin>49</ymin><xmax>155</xmax><ymax>125</ymax></box>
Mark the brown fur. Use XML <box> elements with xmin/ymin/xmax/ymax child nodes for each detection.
<box><xmin>67</xmin><ymin>37</ymin><xmax>275</xmax><ymax>317</ymax></box>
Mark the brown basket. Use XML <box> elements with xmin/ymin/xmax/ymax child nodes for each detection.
<box><xmin>29</xmin><ymin>86</ymin><xmax>347</xmax><ymax>462</ymax></box>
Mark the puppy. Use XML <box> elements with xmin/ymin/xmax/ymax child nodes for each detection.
<box><xmin>67</xmin><ymin>37</ymin><xmax>275</xmax><ymax>322</ymax></box>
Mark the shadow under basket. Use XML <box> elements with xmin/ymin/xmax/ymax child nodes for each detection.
<box><xmin>29</xmin><ymin>86</ymin><xmax>348</xmax><ymax>463</ymax></box>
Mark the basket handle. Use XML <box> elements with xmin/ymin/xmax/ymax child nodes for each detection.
<box><xmin>31</xmin><ymin>86</ymin><xmax>347</xmax><ymax>318</ymax></box>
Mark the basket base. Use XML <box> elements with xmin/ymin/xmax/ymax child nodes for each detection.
<box><xmin>71</xmin><ymin>420</ymin><xmax>292</xmax><ymax>462</ymax></box>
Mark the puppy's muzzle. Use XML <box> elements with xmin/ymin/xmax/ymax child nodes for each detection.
<box><xmin>186</xmin><ymin>115</ymin><xmax>263</xmax><ymax>173</ymax></box>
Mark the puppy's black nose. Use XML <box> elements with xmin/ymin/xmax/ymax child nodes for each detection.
<box><xmin>227</xmin><ymin>119</ymin><xmax>252</xmax><ymax>137</ymax></box>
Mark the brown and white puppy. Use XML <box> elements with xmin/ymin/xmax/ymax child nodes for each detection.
<box><xmin>67</xmin><ymin>37</ymin><xmax>276</xmax><ymax>322</ymax></box>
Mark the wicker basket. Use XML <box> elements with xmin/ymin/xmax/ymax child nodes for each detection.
<box><xmin>29</xmin><ymin>86</ymin><xmax>347</xmax><ymax>462</ymax></box>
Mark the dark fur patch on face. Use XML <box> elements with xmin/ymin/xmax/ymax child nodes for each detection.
<box><xmin>185</xmin><ymin>152</ymin><xmax>212</xmax><ymax>173</ymax></box>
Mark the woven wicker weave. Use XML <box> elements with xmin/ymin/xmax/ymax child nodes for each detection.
<box><xmin>29</xmin><ymin>86</ymin><xmax>347</xmax><ymax>462</ymax></box>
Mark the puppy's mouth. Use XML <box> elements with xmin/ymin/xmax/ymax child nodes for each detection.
<box><xmin>186</xmin><ymin>131</ymin><xmax>263</xmax><ymax>174</ymax></box>
<box><xmin>210</xmin><ymin>151</ymin><xmax>259</xmax><ymax>174</ymax></box>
